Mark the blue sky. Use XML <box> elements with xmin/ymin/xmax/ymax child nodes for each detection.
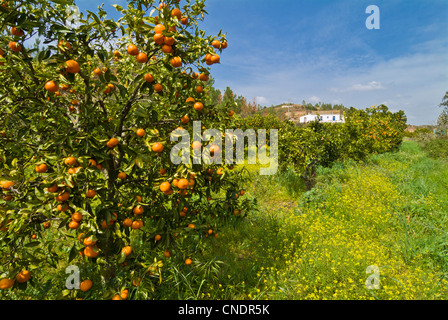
<box><xmin>74</xmin><ymin>0</ymin><xmax>448</xmax><ymax>125</ymax></box>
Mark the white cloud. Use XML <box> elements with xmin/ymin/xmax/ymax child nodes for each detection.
<box><xmin>255</xmin><ymin>96</ymin><xmax>269</xmax><ymax>105</ymax></box>
<box><xmin>331</xmin><ymin>81</ymin><xmax>385</xmax><ymax>93</ymax></box>
<box><xmin>308</xmin><ymin>96</ymin><xmax>321</xmax><ymax>103</ymax></box>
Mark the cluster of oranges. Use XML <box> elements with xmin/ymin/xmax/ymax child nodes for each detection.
<box><xmin>0</xmin><ymin>270</ymin><xmax>31</xmax><ymax>290</ymax></box>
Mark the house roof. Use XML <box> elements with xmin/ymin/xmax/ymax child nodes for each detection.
<box><xmin>308</xmin><ymin>110</ymin><xmax>343</xmax><ymax>115</ymax></box>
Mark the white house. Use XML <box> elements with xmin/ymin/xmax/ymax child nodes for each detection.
<box><xmin>299</xmin><ymin>110</ymin><xmax>345</xmax><ymax>124</ymax></box>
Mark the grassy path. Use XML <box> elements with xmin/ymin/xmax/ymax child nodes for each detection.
<box><xmin>204</xmin><ymin>140</ymin><xmax>448</xmax><ymax>299</ymax></box>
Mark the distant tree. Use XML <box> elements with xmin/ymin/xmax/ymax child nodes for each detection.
<box><xmin>240</xmin><ymin>97</ymin><xmax>257</xmax><ymax>118</ymax></box>
<box><xmin>437</xmin><ymin>91</ymin><xmax>448</xmax><ymax>134</ymax></box>
<box><xmin>205</xmin><ymin>77</ymin><xmax>222</xmax><ymax>106</ymax></box>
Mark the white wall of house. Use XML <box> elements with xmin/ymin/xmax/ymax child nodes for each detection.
<box><xmin>299</xmin><ymin>113</ymin><xmax>345</xmax><ymax>123</ymax></box>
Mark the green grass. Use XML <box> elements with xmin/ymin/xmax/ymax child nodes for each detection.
<box><xmin>180</xmin><ymin>140</ymin><xmax>448</xmax><ymax>299</ymax></box>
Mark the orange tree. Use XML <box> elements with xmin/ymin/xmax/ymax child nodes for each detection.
<box><xmin>236</xmin><ymin>105</ymin><xmax>407</xmax><ymax>189</ymax></box>
<box><xmin>0</xmin><ymin>0</ymin><xmax>253</xmax><ymax>299</ymax></box>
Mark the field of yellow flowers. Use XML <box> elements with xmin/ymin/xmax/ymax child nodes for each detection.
<box><xmin>191</xmin><ymin>140</ymin><xmax>448</xmax><ymax>300</ymax></box>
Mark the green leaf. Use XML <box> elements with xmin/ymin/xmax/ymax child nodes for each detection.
<box><xmin>25</xmin><ymin>242</ymin><xmax>41</xmax><ymax>248</ymax></box>
<box><xmin>112</xmin><ymin>4</ymin><xmax>123</xmax><ymax>11</ymax></box>
<box><xmin>49</xmin><ymin>0</ymin><xmax>70</xmax><ymax>4</ymax></box>
<box><xmin>87</xmin><ymin>10</ymin><xmax>102</xmax><ymax>25</ymax></box>
<box><xmin>68</xmin><ymin>244</ymin><xmax>77</xmax><ymax>263</ymax></box>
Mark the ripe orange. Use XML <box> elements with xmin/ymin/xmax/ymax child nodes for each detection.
<box><xmin>57</xmin><ymin>203</ymin><xmax>69</xmax><ymax>212</ymax></box>
<box><xmin>118</xmin><ymin>172</ymin><xmax>127</xmax><ymax>180</ymax></box>
<box><xmin>212</xmin><ymin>40</ymin><xmax>221</xmax><ymax>49</ymax></box>
<box><xmin>132</xmin><ymin>277</ymin><xmax>141</xmax><ymax>287</ymax></box>
<box><xmin>198</xmin><ymin>73</ymin><xmax>209</xmax><ymax>81</ymax></box>
<box><xmin>93</xmin><ymin>68</ymin><xmax>102</xmax><ymax>76</ymax></box>
<box><xmin>136</xmin><ymin>52</ymin><xmax>148</xmax><ymax>63</ymax></box>
<box><xmin>194</xmin><ymin>102</ymin><xmax>203</xmax><ymax>111</ymax></box>
<box><xmin>228</xmin><ymin>110</ymin><xmax>235</xmax><ymax>117</ymax></box>
<box><xmin>185</xmin><ymin>258</ymin><xmax>192</xmax><ymax>265</ymax></box>
<box><xmin>122</xmin><ymin>246</ymin><xmax>132</xmax><ymax>256</ymax></box>
<box><xmin>204</xmin><ymin>53</ymin><xmax>213</xmax><ymax>64</ymax></box>
<box><xmin>64</xmin><ymin>156</ymin><xmax>77</xmax><ymax>166</ymax></box>
<box><xmin>188</xmin><ymin>223</ymin><xmax>195</xmax><ymax>229</ymax></box>
<box><xmin>154</xmin><ymin>24</ymin><xmax>165</xmax><ymax>34</ymax></box>
<box><xmin>181</xmin><ymin>115</ymin><xmax>190</xmax><ymax>124</ymax></box>
<box><xmin>152</xmin><ymin>142</ymin><xmax>164</xmax><ymax>153</ymax></box>
<box><xmin>171</xmin><ymin>8</ymin><xmax>182</xmax><ymax>19</ymax></box>
<box><xmin>177</xmin><ymin>179</ymin><xmax>189</xmax><ymax>190</ymax></box>
<box><xmin>136</xmin><ymin>128</ymin><xmax>145</xmax><ymax>137</ymax></box>
<box><xmin>144</xmin><ymin>73</ymin><xmax>154</xmax><ymax>83</ymax></box>
<box><xmin>155</xmin><ymin>234</ymin><xmax>162</xmax><ymax>241</ymax></box>
<box><xmin>112</xmin><ymin>294</ymin><xmax>121</xmax><ymax>300</ymax></box>
<box><xmin>45</xmin><ymin>80</ymin><xmax>59</xmax><ymax>93</ymax></box>
<box><xmin>163</xmin><ymin>250</ymin><xmax>171</xmax><ymax>258</ymax></box>
<box><xmin>195</xmin><ymin>86</ymin><xmax>203</xmax><ymax>93</ymax></box>
<box><xmin>65</xmin><ymin>60</ymin><xmax>80</xmax><ymax>74</ymax></box>
<box><xmin>186</xmin><ymin>97</ymin><xmax>195</xmax><ymax>103</ymax></box>
<box><xmin>43</xmin><ymin>221</ymin><xmax>51</xmax><ymax>229</ymax></box>
<box><xmin>68</xmin><ymin>166</ymin><xmax>81</xmax><ymax>174</ymax></box>
<box><xmin>120</xmin><ymin>289</ymin><xmax>129</xmax><ymax>300</ymax></box>
<box><xmin>86</xmin><ymin>189</ymin><xmax>96</xmax><ymax>198</ymax></box>
<box><xmin>181</xmin><ymin>16</ymin><xmax>188</xmax><ymax>25</ymax></box>
<box><xmin>8</xmin><ymin>41</ymin><xmax>21</xmax><ymax>52</ymax></box>
<box><xmin>127</xmin><ymin>44</ymin><xmax>139</xmax><ymax>56</ymax></box>
<box><xmin>211</xmin><ymin>54</ymin><xmax>220</xmax><ymax>64</ymax></box>
<box><xmin>154</xmin><ymin>33</ymin><xmax>165</xmax><ymax>45</ymax></box>
<box><xmin>72</xmin><ymin>212</ymin><xmax>83</xmax><ymax>222</ymax></box>
<box><xmin>170</xmin><ymin>56</ymin><xmax>182</xmax><ymax>68</ymax></box>
<box><xmin>0</xmin><ymin>278</ymin><xmax>14</xmax><ymax>290</ymax></box>
<box><xmin>58</xmin><ymin>40</ymin><xmax>71</xmax><ymax>50</ymax></box>
<box><xmin>160</xmin><ymin>181</ymin><xmax>171</xmax><ymax>193</ymax></box>
<box><xmin>35</xmin><ymin>163</ymin><xmax>48</xmax><ymax>173</ymax></box>
<box><xmin>210</xmin><ymin>144</ymin><xmax>220</xmax><ymax>156</ymax></box>
<box><xmin>161</xmin><ymin>44</ymin><xmax>173</xmax><ymax>54</ymax></box>
<box><xmin>136</xmin><ymin>195</ymin><xmax>142</xmax><ymax>202</ymax></box>
<box><xmin>55</xmin><ymin>191</ymin><xmax>70</xmax><ymax>202</ymax></box>
<box><xmin>16</xmin><ymin>270</ymin><xmax>31</xmax><ymax>283</ymax></box>
<box><xmin>0</xmin><ymin>181</ymin><xmax>15</xmax><ymax>190</ymax></box>
<box><xmin>83</xmin><ymin>236</ymin><xmax>97</xmax><ymax>246</ymax></box>
<box><xmin>80</xmin><ymin>279</ymin><xmax>93</xmax><ymax>292</ymax></box>
<box><xmin>216</xmin><ymin>168</ymin><xmax>224</xmax><ymax>175</ymax></box>
<box><xmin>84</xmin><ymin>246</ymin><xmax>99</xmax><ymax>258</ymax></box>
<box><xmin>221</xmin><ymin>41</ymin><xmax>228</xmax><ymax>49</ymax></box>
<box><xmin>107</xmin><ymin>137</ymin><xmax>119</xmax><ymax>148</ymax></box>
<box><xmin>10</xmin><ymin>26</ymin><xmax>24</xmax><ymax>36</ymax></box>
<box><xmin>103</xmin><ymin>83</ymin><xmax>115</xmax><ymax>94</ymax></box>
<box><xmin>46</xmin><ymin>184</ymin><xmax>58</xmax><ymax>193</ymax></box>
<box><xmin>133</xmin><ymin>205</ymin><xmax>144</xmax><ymax>215</ymax></box>
<box><xmin>164</xmin><ymin>37</ymin><xmax>175</xmax><ymax>45</ymax></box>
<box><xmin>154</xmin><ymin>83</ymin><xmax>163</xmax><ymax>92</ymax></box>
<box><xmin>68</xmin><ymin>220</ymin><xmax>80</xmax><ymax>230</ymax></box>
<box><xmin>123</xmin><ymin>218</ymin><xmax>133</xmax><ymax>227</ymax></box>
<box><xmin>131</xmin><ymin>220</ymin><xmax>143</xmax><ymax>229</ymax></box>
